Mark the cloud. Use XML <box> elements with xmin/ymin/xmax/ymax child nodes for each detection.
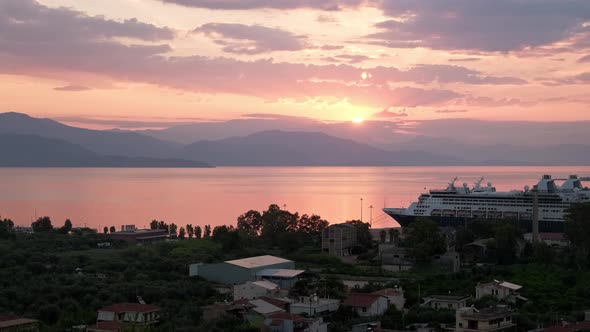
<box><xmin>373</xmin><ymin>107</ymin><xmax>408</xmax><ymax>118</ymax></box>
<box><xmin>368</xmin><ymin>0</ymin><xmax>590</xmax><ymax>52</ymax></box>
<box><xmin>159</xmin><ymin>0</ymin><xmax>365</xmax><ymax>10</ymax></box>
<box><xmin>319</xmin><ymin>45</ymin><xmax>345</xmax><ymax>51</ymax></box>
<box><xmin>53</xmin><ymin>85</ymin><xmax>91</xmax><ymax>91</ymax></box>
<box><xmin>435</xmin><ymin>109</ymin><xmax>469</xmax><ymax>113</ymax></box>
<box><xmin>0</xmin><ymin>0</ymin><xmax>174</xmax><ymax>43</ymax></box>
<box><xmin>317</xmin><ymin>14</ymin><xmax>339</xmax><ymax>23</ymax></box>
<box><xmin>448</xmin><ymin>58</ymin><xmax>481</xmax><ymax>62</ymax></box>
<box><xmin>0</xmin><ymin>0</ymin><xmax>529</xmax><ymax>110</ymax></box>
<box><xmin>578</xmin><ymin>54</ymin><xmax>590</xmax><ymax>63</ymax></box>
<box><xmin>322</xmin><ymin>54</ymin><xmax>371</xmax><ymax>64</ymax></box>
<box><xmin>195</xmin><ymin>23</ymin><xmax>308</xmax><ymax>54</ymax></box>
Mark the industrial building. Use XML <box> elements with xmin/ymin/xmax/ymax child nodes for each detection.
<box><xmin>189</xmin><ymin>255</ymin><xmax>295</xmax><ymax>285</ymax></box>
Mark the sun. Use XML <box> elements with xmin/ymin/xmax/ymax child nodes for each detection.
<box><xmin>352</xmin><ymin>117</ymin><xmax>364</xmax><ymax>124</ymax></box>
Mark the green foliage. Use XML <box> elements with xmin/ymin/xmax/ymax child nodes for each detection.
<box><xmin>345</xmin><ymin>220</ymin><xmax>373</xmax><ymax>249</ymax></box>
<box><xmin>565</xmin><ymin>203</ymin><xmax>590</xmax><ymax>269</ymax></box>
<box><xmin>403</xmin><ymin>218</ymin><xmax>446</xmax><ymax>262</ymax></box>
<box><xmin>32</xmin><ymin>216</ymin><xmax>53</xmax><ymax>233</ymax></box>
<box><xmin>489</xmin><ymin>222</ymin><xmax>522</xmax><ymax>265</ymax></box>
<box><xmin>0</xmin><ymin>218</ymin><xmax>15</xmax><ymax>239</ymax></box>
<box><xmin>58</xmin><ymin>219</ymin><xmax>73</xmax><ymax>234</ymax></box>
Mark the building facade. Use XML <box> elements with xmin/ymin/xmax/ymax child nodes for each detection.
<box><xmin>342</xmin><ymin>293</ymin><xmax>389</xmax><ymax>317</ymax></box>
<box><xmin>322</xmin><ymin>224</ymin><xmax>357</xmax><ymax>256</ymax></box>
<box><xmin>421</xmin><ymin>295</ymin><xmax>470</xmax><ymax>311</ymax></box>
<box><xmin>190</xmin><ymin>255</ymin><xmax>295</xmax><ymax>285</ymax></box>
<box><xmin>455</xmin><ymin>307</ymin><xmax>515</xmax><ymax>332</ymax></box>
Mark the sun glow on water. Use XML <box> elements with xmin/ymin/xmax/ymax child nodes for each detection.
<box><xmin>352</xmin><ymin>117</ymin><xmax>364</xmax><ymax>124</ymax></box>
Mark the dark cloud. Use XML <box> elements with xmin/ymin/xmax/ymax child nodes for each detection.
<box><xmin>448</xmin><ymin>58</ymin><xmax>481</xmax><ymax>62</ymax></box>
<box><xmin>195</xmin><ymin>23</ymin><xmax>308</xmax><ymax>54</ymax></box>
<box><xmin>368</xmin><ymin>0</ymin><xmax>590</xmax><ymax>52</ymax></box>
<box><xmin>0</xmin><ymin>0</ymin><xmax>174</xmax><ymax>42</ymax></box>
<box><xmin>322</xmin><ymin>54</ymin><xmax>371</xmax><ymax>64</ymax></box>
<box><xmin>53</xmin><ymin>85</ymin><xmax>91</xmax><ymax>91</ymax></box>
<box><xmin>160</xmin><ymin>0</ymin><xmax>365</xmax><ymax>10</ymax></box>
<box><xmin>435</xmin><ymin>109</ymin><xmax>469</xmax><ymax>113</ymax></box>
<box><xmin>373</xmin><ymin>107</ymin><xmax>408</xmax><ymax>118</ymax></box>
<box><xmin>578</xmin><ymin>54</ymin><xmax>590</xmax><ymax>63</ymax></box>
<box><xmin>319</xmin><ymin>45</ymin><xmax>345</xmax><ymax>50</ymax></box>
<box><xmin>0</xmin><ymin>0</ymin><xmax>529</xmax><ymax>110</ymax></box>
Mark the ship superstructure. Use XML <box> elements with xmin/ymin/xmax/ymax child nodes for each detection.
<box><xmin>383</xmin><ymin>175</ymin><xmax>590</xmax><ymax>232</ymax></box>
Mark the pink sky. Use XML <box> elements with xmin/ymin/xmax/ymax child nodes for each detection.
<box><xmin>1</xmin><ymin>0</ymin><xmax>590</xmax><ymax>129</ymax></box>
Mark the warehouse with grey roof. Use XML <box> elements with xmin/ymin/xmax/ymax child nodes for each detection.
<box><xmin>189</xmin><ymin>255</ymin><xmax>296</xmax><ymax>285</ymax></box>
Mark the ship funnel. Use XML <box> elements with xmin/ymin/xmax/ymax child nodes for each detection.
<box><xmin>542</xmin><ymin>174</ymin><xmax>552</xmax><ymax>180</ymax></box>
<box><xmin>570</xmin><ymin>174</ymin><xmax>578</xmax><ymax>179</ymax></box>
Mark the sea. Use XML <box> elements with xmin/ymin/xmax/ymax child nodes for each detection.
<box><xmin>1</xmin><ymin>166</ymin><xmax>589</xmax><ymax>230</ymax></box>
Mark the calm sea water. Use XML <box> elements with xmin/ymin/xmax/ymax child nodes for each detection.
<box><xmin>1</xmin><ymin>166</ymin><xmax>589</xmax><ymax>230</ymax></box>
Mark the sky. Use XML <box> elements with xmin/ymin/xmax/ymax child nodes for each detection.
<box><xmin>1</xmin><ymin>0</ymin><xmax>590</xmax><ymax>130</ymax></box>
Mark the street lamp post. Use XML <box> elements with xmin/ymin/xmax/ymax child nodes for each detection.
<box><xmin>369</xmin><ymin>205</ymin><xmax>373</xmax><ymax>228</ymax></box>
<box><xmin>360</xmin><ymin>198</ymin><xmax>363</xmax><ymax>222</ymax></box>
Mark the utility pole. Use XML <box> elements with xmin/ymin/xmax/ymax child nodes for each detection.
<box><xmin>369</xmin><ymin>205</ymin><xmax>373</xmax><ymax>228</ymax></box>
<box><xmin>360</xmin><ymin>198</ymin><xmax>363</xmax><ymax>222</ymax></box>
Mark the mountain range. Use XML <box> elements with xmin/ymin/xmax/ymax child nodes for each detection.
<box><xmin>1</xmin><ymin>112</ymin><xmax>589</xmax><ymax>167</ymax></box>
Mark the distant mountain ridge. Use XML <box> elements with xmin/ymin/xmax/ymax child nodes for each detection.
<box><xmin>0</xmin><ymin>134</ymin><xmax>210</xmax><ymax>167</ymax></box>
<box><xmin>2</xmin><ymin>112</ymin><xmax>589</xmax><ymax>166</ymax></box>
<box><xmin>179</xmin><ymin>130</ymin><xmax>465</xmax><ymax>166</ymax></box>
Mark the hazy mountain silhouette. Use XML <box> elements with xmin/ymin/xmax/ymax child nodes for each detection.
<box><xmin>0</xmin><ymin>134</ymin><xmax>210</xmax><ymax>167</ymax></box>
<box><xmin>0</xmin><ymin>112</ymin><xmax>180</xmax><ymax>158</ymax></box>
<box><xmin>179</xmin><ymin>130</ymin><xmax>465</xmax><ymax>166</ymax></box>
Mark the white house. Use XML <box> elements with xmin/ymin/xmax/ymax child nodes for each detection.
<box><xmin>233</xmin><ymin>280</ymin><xmax>279</xmax><ymax>301</ymax></box>
<box><xmin>455</xmin><ymin>306</ymin><xmax>515</xmax><ymax>332</ymax></box>
<box><xmin>475</xmin><ymin>280</ymin><xmax>525</xmax><ymax>303</ymax></box>
<box><xmin>421</xmin><ymin>295</ymin><xmax>470</xmax><ymax>311</ymax></box>
<box><xmin>372</xmin><ymin>287</ymin><xmax>405</xmax><ymax>311</ymax></box>
<box><xmin>342</xmin><ymin>293</ymin><xmax>389</xmax><ymax>317</ymax></box>
<box><xmin>290</xmin><ymin>296</ymin><xmax>340</xmax><ymax>315</ymax></box>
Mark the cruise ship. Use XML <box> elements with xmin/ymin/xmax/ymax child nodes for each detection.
<box><xmin>383</xmin><ymin>175</ymin><xmax>590</xmax><ymax>232</ymax></box>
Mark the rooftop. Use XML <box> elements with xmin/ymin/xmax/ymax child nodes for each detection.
<box><xmin>459</xmin><ymin>307</ymin><xmax>512</xmax><ymax>320</ymax></box>
<box><xmin>372</xmin><ymin>288</ymin><xmax>404</xmax><ymax>297</ymax></box>
<box><xmin>249</xmin><ymin>299</ymin><xmax>284</xmax><ymax>315</ymax></box>
<box><xmin>257</xmin><ymin>269</ymin><xmax>305</xmax><ymax>278</ymax></box>
<box><xmin>225</xmin><ymin>255</ymin><xmax>292</xmax><ymax>269</ymax></box>
<box><xmin>342</xmin><ymin>293</ymin><xmax>385</xmax><ymax>308</ymax></box>
<box><xmin>424</xmin><ymin>295</ymin><xmax>470</xmax><ymax>301</ymax></box>
<box><xmin>251</xmin><ymin>280</ymin><xmax>280</xmax><ymax>290</ymax></box>
<box><xmin>0</xmin><ymin>315</ymin><xmax>37</xmax><ymax>329</ymax></box>
<box><xmin>99</xmin><ymin>303</ymin><xmax>161</xmax><ymax>313</ymax></box>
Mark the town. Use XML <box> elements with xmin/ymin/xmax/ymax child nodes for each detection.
<box><xmin>2</xmin><ymin>202</ymin><xmax>590</xmax><ymax>332</ymax></box>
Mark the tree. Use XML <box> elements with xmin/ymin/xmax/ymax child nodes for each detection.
<box><xmin>346</xmin><ymin>220</ymin><xmax>373</xmax><ymax>249</ymax></box>
<box><xmin>389</xmin><ymin>228</ymin><xmax>400</xmax><ymax>245</ymax></box>
<box><xmin>565</xmin><ymin>203</ymin><xmax>590</xmax><ymax>269</ymax></box>
<box><xmin>204</xmin><ymin>225</ymin><xmax>211</xmax><ymax>238</ymax></box>
<box><xmin>0</xmin><ymin>218</ymin><xmax>15</xmax><ymax>238</ymax></box>
<box><xmin>492</xmin><ymin>223</ymin><xmax>522</xmax><ymax>265</ymax></box>
<box><xmin>109</xmin><ymin>226</ymin><xmax>116</xmax><ymax>233</ymax></box>
<box><xmin>195</xmin><ymin>225</ymin><xmax>202</xmax><ymax>239</ymax></box>
<box><xmin>150</xmin><ymin>220</ymin><xmax>158</xmax><ymax>230</ymax></box>
<box><xmin>297</xmin><ymin>214</ymin><xmax>329</xmax><ymax>236</ymax></box>
<box><xmin>179</xmin><ymin>227</ymin><xmax>186</xmax><ymax>240</ymax></box>
<box><xmin>186</xmin><ymin>224</ymin><xmax>194</xmax><ymax>239</ymax></box>
<box><xmin>236</xmin><ymin>210</ymin><xmax>263</xmax><ymax>235</ymax></box>
<box><xmin>260</xmin><ymin>204</ymin><xmax>299</xmax><ymax>246</ymax></box>
<box><xmin>169</xmin><ymin>223</ymin><xmax>178</xmax><ymax>236</ymax></box>
<box><xmin>59</xmin><ymin>219</ymin><xmax>73</xmax><ymax>234</ymax></box>
<box><xmin>379</xmin><ymin>229</ymin><xmax>387</xmax><ymax>243</ymax></box>
<box><xmin>103</xmin><ymin>226</ymin><xmax>108</xmax><ymax>234</ymax></box>
<box><xmin>32</xmin><ymin>216</ymin><xmax>53</xmax><ymax>233</ymax></box>
<box><xmin>157</xmin><ymin>220</ymin><xmax>169</xmax><ymax>232</ymax></box>
<box><xmin>403</xmin><ymin>218</ymin><xmax>446</xmax><ymax>263</ymax></box>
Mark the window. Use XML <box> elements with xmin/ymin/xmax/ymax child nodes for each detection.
<box><xmin>362</xmin><ymin>307</ymin><xmax>367</xmax><ymax>313</ymax></box>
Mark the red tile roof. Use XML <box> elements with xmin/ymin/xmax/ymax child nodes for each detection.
<box><xmin>258</xmin><ymin>296</ymin><xmax>290</xmax><ymax>309</ymax></box>
<box><xmin>99</xmin><ymin>303</ymin><xmax>161</xmax><ymax>313</ymax></box>
<box><xmin>342</xmin><ymin>293</ymin><xmax>384</xmax><ymax>308</ymax></box>
<box><xmin>269</xmin><ymin>312</ymin><xmax>306</xmax><ymax>323</ymax></box>
<box><xmin>0</xmin><ymin>314</ymin><xmax>20</xmax><ymax>322</ymax></box>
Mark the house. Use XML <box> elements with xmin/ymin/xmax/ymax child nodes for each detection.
<box><xmin>475</xmin><ymin>280</ymin><xmax>525</xmax><ymax>303</ymax></box>
<box><xmin>421</xmin><ymin>295</ymin><xmax>470</xmax><ymax>311</ymax></box>
<box><xmin>0</xmin><ymin>314</ymin><xmax>38</xmax><ymax>332</ymax></box>
<box><xmin>233</xmin><ymin>280</ymin><xmax>280</xmax><ymax>301</ymax></box>
<box><xmin>381</xmin><ymin>247</ymin><xmax>414</xmax><ymax>272</ymax></box>
<box><xmin>290</xmin><ymin>296</ymin><xmax>340</xmax><ymax>316</ymax></box>
<box><xmin>109</xmin><ymin>229</ymin><xmax>168</xmax><ymax>244</ymax></box>
<box><xmin>264</xmin><ymin>312</ymin><xmax>328</xmax><ymax>332</ymax></box>
<box><xmin>523</xmin><ymin>233</ymin><xmax>569</xmax><ymax>248</ymax></box>
<box><xmin>322</xmin><ymin>223</ymin><xmax>357</xmax><ymax>256</ymax></box>
<box><xmin>342</xmin><ymin>293</ymin><xmax>389</xmax><ymax>317</ymax></box>
<box><xmin>94</xmin><ymin>303</ymin><xmax>161</xmax><ymax>327</ymax></box>
<box><xmin>455</xmin><ymin>306</ymin><xmax>515</xmax><ymax>332</ymax></box>
<box><xmin>372</xmin><ymin>287</ymin><xmax>405</xmax><ymax>311</ymax></box>
<box><xmin>256</xmin><ymin>269</ymin><xmax>305</xmax><ymax>289</ymax></box>
<box><xmin>190</xmin><ymin>255</ymin><xmax>295</xmax><ymax>284</ymax></box>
